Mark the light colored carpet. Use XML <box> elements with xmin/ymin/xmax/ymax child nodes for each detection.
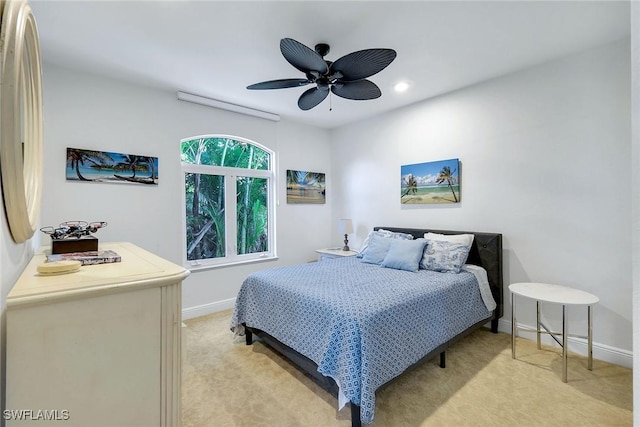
<box><xmin>182</xmin><ymin>310</ymin><xmax>632</xmax><ymax>426</ymax></box>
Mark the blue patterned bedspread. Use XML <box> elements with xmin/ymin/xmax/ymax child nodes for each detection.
<box><xmin>231</xmin><ymin>257</ymin><xmax>492</xmax><ymax>424</ymax></box>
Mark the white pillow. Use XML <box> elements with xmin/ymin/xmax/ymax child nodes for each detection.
<box><xmin>423</xmin><ymin>232</ymin><xmax>474</xmax><ymax>247</ymax></box>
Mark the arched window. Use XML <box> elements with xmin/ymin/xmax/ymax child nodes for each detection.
<box><xmin>181</xmin><ymin>135</ymin><xmax>275</xmax><ymax>268</ymax></box>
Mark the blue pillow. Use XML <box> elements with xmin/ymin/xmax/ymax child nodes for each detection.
<box><xmin>360</xmin><ymin>234</ymin><xmax>393</xmax><ymax>265</ymax></box>
<box><xmin>381</xmin><ymin>238</ymin><xmax>428</xmax><ymax>272</ymax></box>
<box><xmin>357</xmin><ymin>229</ymin><xmax>414</xmax><ymax>258</ymax></box>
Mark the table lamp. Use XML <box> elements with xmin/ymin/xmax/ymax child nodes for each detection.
<box><xmin>338</xmin><ymin>219</ymin><xmax>353</xmax><ymax>251</ymax></box>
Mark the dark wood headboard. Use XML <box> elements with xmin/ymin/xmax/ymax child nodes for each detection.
<box><xmin>374</xmin><ymin>227</ymin><xmax>504</xmax><ymax>321</ymax></box>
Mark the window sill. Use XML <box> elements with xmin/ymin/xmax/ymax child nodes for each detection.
<box><xmin>186</xmin><ymin>255</ymin><xmax>279</xmax><ymax>272</ymax></box>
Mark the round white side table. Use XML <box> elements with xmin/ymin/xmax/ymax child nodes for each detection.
<box><xmin>509</xmin><ymin>282</ymin><xmax>599</xmax><ymax>383</ymax></box>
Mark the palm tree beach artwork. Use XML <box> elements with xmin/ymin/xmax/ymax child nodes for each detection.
<box><xmin>286</xmin><ymin>170</ymin><xmax>326</xmax><ymax>204</ymax></box>
<box><xmin>66</xmin><ymin>148</ymin><xmax>158</xmax><ymax>185</ymax></box>
<box><xmin>401</xmin><ymin>158</ymin><xmax>460</xmax><ymax>204</ymax></box>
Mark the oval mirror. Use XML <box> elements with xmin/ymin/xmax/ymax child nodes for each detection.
<box><xmin>0</xmin><ymin>0</ymin><xmax>43</xmax><ymax>243</ymax></box>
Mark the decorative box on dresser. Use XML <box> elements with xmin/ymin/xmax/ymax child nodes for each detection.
<box><xmin>6</xmin><ymin>242</ymin><xmax>190</xmax><ymax>427</ymax></box>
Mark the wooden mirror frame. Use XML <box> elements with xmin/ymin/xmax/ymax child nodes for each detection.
<box><xmin>0</xmin><ymin>0</ymin><xmax>43</xmax><ymax>243</ymax></box>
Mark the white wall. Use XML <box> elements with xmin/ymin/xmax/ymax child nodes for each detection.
<box><xmin>331</xmin><ymin>40</ymin><xmax>632</xmax><ymax>362</ymax></box>
<box><xmin>630</xmin><ymin>1</ymin><xmax>639</xmax><ymax>423</ymax></box>
<box><xmin>40</xmin><ymin>64</ymin><xmax>332</xmax><ymax>319</ymax></box>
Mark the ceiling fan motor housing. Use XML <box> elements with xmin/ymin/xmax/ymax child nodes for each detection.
<box><xmin>314</xmin><ymin>43</ymin><xmax>330</xmax><ymax>57</ymax></box>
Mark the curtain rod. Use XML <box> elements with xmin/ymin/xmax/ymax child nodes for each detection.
<box><xmin>177</xmin><ymin>91</ymin><xmax>280</xmax><ymax>122</ymax></box>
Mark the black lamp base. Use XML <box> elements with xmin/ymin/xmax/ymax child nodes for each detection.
<box><xmin>342</xmin><ymin>234</ymin><xmax>350</xmax><ymax>251</ymax></box>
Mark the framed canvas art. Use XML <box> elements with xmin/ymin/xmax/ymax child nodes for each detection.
<box><xmin>401</xmin><ymin>158</ymin><xmax>460</xmax><ymax>204</ymax></box>
<box><xmin>66</xmin><ymin>148</ymin><xmax>158</xmax><ymax>185</ymax></box>
<box><xmin>286</xmin><ymin>169</ymin><xmax>325</xmax><ymax>204</ymax></box>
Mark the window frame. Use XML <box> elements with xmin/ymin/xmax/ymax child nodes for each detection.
<box><xmin>181</xmin><ymin>134</ymin><xmax>277</xmax><ymax>270</ymax></box>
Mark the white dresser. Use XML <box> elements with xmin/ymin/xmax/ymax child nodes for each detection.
<box><xmin>6</xmin><ymin>242</ymin><xmax>190</xmax><ymax>426</ymax></box>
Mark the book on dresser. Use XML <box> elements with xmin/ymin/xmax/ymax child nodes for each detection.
<box><xmin>46</xmin><ymin>249</ymin><xmax>121</xmax><ymax>265</ymax></box>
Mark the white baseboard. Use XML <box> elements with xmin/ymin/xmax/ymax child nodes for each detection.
<box><xmin>498</xmin><ymin>318</ymin><xmax>633</xmax><ymax>368</ymax></box>
<box><xmin>182</xmin><ymin>298</ymin><xmax>236</xmax><ymax>320</ymax></box>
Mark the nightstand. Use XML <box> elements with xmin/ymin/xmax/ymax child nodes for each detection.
<box><xmin>315</xmin><ymin>248</ymin><xmax>358</xmax><ymax>261</ymax></box>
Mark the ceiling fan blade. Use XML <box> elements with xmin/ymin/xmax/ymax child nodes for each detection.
<box><xmin>247</xmin><ymin>78</ymin><xmax>311</xmax><ymax>90</ymax></box>
<box><xmin>298</xmin><ymin>87</ymin><xmax>329</xmax><ymax>110</ymax></box>
<box><xmin>330</xmin><ymin>48</ymin><xmax>397</xmax><ymax>81</ymax></box>
<box><xmin>331</xmin><ymin>79</ymin><xmax>381</xmax><ymax>100</ymax></box>
<box><xmin>280</xmin><ymin>38</ymin><xmax>329</xmax><ymax>75</ymax></box>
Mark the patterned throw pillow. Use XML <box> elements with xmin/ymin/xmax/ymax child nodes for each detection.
<box><xmin>420</xmin><ymin>240</ymin><xmax>472</xmax><ymax>273</ymax></box>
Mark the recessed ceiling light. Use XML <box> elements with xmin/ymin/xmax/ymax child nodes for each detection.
<box><xmin>394</xmin><ymin>81</ymin><xmax>410</xmax><ymax>93</ymax></box>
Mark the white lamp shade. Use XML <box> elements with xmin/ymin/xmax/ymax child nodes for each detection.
<box><xmin>338</xmin><ymin>219</ymin><xmax>353</xmax><ymax>235</ymax></box>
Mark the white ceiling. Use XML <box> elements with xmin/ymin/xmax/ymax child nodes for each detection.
<box><xmin>30</xmin><ymin>1</ymin><xmax>630</xmax><ymax>129</ymax></box>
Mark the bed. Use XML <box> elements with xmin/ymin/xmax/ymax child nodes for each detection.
<box><xmin>231</xmin><ymin>227</ymin><xmax>503</xmax><ymax>426</ymax></box>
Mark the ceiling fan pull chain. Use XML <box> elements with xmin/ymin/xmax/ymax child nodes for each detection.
<box><xmin>329</xmin><ymin>91</ymin><xmax>332</xmax><ymax>111</ymax></box>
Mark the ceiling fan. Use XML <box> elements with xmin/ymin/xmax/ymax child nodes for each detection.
<box><xmin>247</xmin><ymin>38</ymin><xmax>397</xmax><ymax>111</ymax></box>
